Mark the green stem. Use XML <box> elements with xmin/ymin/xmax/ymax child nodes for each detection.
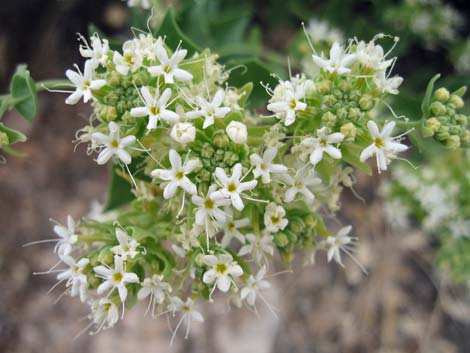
<box><xmin>396</xmin><ymin>119</ymin><xmax>422</xmax><ymax>130</ymax></box>
<box><xmin>35</xmin><ymin>79</ymin><xmax>72</xmax><ymax>92</ymax></box>
<box><xmin>78</xmin><ymin>234</ymin><xmax>111</xmax><ymax>243</ymax></box>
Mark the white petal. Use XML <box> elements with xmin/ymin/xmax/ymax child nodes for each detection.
<box><xmin>96</xmin><ymin>148</ymin><xmax>115</xmax><ymax>165</ymax></box>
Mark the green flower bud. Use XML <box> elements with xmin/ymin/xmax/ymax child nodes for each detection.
<box><xmin>340</xmin><ymin>122</ymin><xmax>357</xmax><ymax>139</ymax></box>
<box><xmin>273</xmin><ymin>232</ymin><xmax>289</xmax><ymax>247</ymax></box>
<box><xmin>214</xmin><ymin>149</ymin><xmax>225</xmax><ymax>162</ymax></box>
<box><xmin>425</xmin><ymin>117</ymin><xmax>441</xmax><ymax>133</ymax></box>
<box><xmin>213</xmin><ymin>132</ymin><xmax>230</xmax><ymax>148</ymax></box>
<box><xmin>421</xmin><ymin>126</ymin><xmax>434</xmax><ymax>138</ymax></box>
<box><xmin>359</xmin><ymin>94</ymin><xmax>374</xmax><ymax>111</ymax></box>
<box><xmin>317</xmin><ymin>80</ymin><xmax>332</xmax><ymax>94</ymax></box>
<box><xmin>87</xmin><ymin>272</ymin><xmax>101</xmax><ymax>288</ymax></box>
<box><xmin>116</xmin><ymin>101</ymin><xmax>128</xmax><ymax>115</ymax></box>
<box><xmin>449</xmin><ymin>126</ymin><xmax>460</xmax><ymax>135</ymax></box>
<box><xmin>107</xmin><ymin>71</ymin><xmax>121</xmax><ymax>86</ymax></box>
<box><xmin>348</xmin><ymin>107</ymin><xmax>361</xmax><ymax>121</ymax></box>
<box><xmin>195</xmin><ymin>253</ymin><xmax>205</xmax><ymax>266</ymax></box>
<box><xmin>455</xmin><ymin>114</ymin><xmax>468</xmax><ymax>126</ymax></box>
<box><xmin>336</xmin><ymin>107</ymin><xmax>348</xmax><ymax>120</ymax></box>
<box><xmin>199</xmin><ymin>169</ymin><xmax>211</xmax><ymax>182</ymax></box>
<box><xmin>338</xmin><ymin>80</ymin><xmax>352</xmax><ymax>93</ymax></box>
<box><xmin>437</xmin><ymin>116</ymin><xmax>449</xmax><ymax>123</ymax></box>
<box><xmin>449</xmin><ymin>94</ymin><xmax>464</xmax><ymax>109</ymax></box>
<box><xmin>201</xmin><ymin>143</ymin><xmax>214</xmax><ymax>158</ymax></box>
<box><xmin>132</xmin><ymin>71</ymin><xmax>150</xmax><ymax>86</ymax></box>
<box><xmin>101</xmin><ymin>106</ymin><xmax>117</xmax><ymax>121</ymax></box>
<box><xmin>434</xmin><ymin>87</ymin><xmax>450</xmax><ymax>102</ymax></box>
<box><xmin>0</xmin><ymin>132</ymin><xmax>9</xmax><ymax>148</ymax></box>
<box><xmin>461</xmin><ymin>130</ymin><xmax>470</xmax><ymax>144</ymax></box>
<box><xmin>98</xmin><ymin>248</ymin><xmax>114</xmax><ymax>265</ymax></box>
<box><xmin>321</xmin><ymin>111</ymin><xmax>337</xmax><ymax>127</ymax></box>
<box><xmin>430</xmin><ymin>101</ymin><xmax>446</xmax><ymax>116</ymax></box>
<box><xmin>289</xmin><ymin>218</ymin><xmax>305</xmax><ymax>234</ymax></box>
<box><xmin>104</xmin><ymin>92</ymin><xmax>119</xmax><ymax>106</ymax></box>
<box><xmin>436</xmin><ymin>126</ymin><xmax>450</xmax><ymax>141</ymax></box>
<box><xmin>323</xmin><ymin>95</ymin><xmax>337</xmax><ymax>107</ymax></box>
<box><xmin>304</xmin><ymin>214</ymin><xmax>317</xmax><ymax>229</ymax></box>
<box><xmin>223</xmin><ymin>151</ymin><xmax>239</xmax><ymax>166</ymax></box>
<box><xmin>445</xmin><ymin>135</ymin><xmax>461</xmax><ymax>148</ymax></box>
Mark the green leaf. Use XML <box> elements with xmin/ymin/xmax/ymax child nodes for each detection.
<box><xmin>10</xmin><ymin>64</ymin><xmax>38</xmax><ymax>121</ymax></box>
<box><xmin>156</xmin><ymin>8</ymin><xmax>201</xmax><ymax>56</ymax></box>
<box><xmin>421</xmin><ymin>74</ymin><xmax>440</xmax><ymax>118</ymax></box>
<box><xmin>341</xmin><ymin>142</ymin><xmax>372</xmax><ymax>176</ymax></box>
<box><xmin>238</xmin><ymin>82</ymin><xmax>253</xmax><ymax>107</ymax></box>
<box><xmin>0</xmin><ymin>122</ymin><xmax>27</xmax><ymax>145</ymax></box>
<box><xmin>226</xmin><ymin>59</ymin><xmax>279</xmax><ymax>108</ymax></box>
<box><xmin>103</xmin><ymin>165</ymin><xmax>136</xmax><ymax>211</ymax></box>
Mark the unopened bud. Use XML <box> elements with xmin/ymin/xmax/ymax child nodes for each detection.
<box><xmin>321</xmin><ymin>111</ymin><xmax>337</xmax><ymax>127</ymax></box>
<box><xmin>273</xmin><ymin>232</ymin><xmax>289</xmax><ymax>247</ymax></box>
<box><xmin>461</xmin><ymin>130</ymin><xmax>470</xmax><ymax>144</ymax></box>
<box><xmin>434</xmin><ymin>87</ymin><xmax>450</xmax><ymax>102</ymax></box>
<box><xmin>171</xmin><ymin>122</ymin><xmax>196</xmax><ymax>144</ymax></box>
<box><xmin>226</xmin><ymin>121</ymin><xmax>247</xmax><ymax>144</ymax></box>
<box><xmin>449</xmin><ymin>94</ymin><xmax>464</xmax><ymax>109</ymax></box>
<box><xmin>425</xmin><ymin>117</ymin><xmax>441</xmax><ymax>133</ymax></box>
<box><xmin>316</xmin><ymin>80</ymin><xmax>332</xmax><ymax>94</ymax></box>
<box><xmin>359</xmin><ymin>94</ymin><xmax>374</xmax><ymax>111</ymax></box>
<box><xmin>340</xmin><ymin>122</ymin><xmax>357</xmax><ymax>139</ymax></box>
<box><xmin>0</xmin><ymin>132</ymin><xmax>9</xmax><ymax>148</ymax></box>
<box><xmin>430</xmin><ymin>101</ymin><xmax>446</xmax><ymax>116</ymax></box>
<box><xmin>445</xmin><ymin>135</ymin><xmax>461</xmax><ymax>148</ymax></box>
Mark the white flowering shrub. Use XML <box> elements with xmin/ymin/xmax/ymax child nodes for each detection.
<box><xmin>381</xmin><ymin>150</ymin><xmax>470</xmax><ymax>282</ymax></box>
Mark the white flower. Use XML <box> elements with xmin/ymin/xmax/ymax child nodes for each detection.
<box><xmin>94</xmin><ymin>255</ymin><xmax>139</xmax><ymax>302</ymax></box>
<box><xmin>283</xmin><ymin>169</ymin><xmax>321</xmax><ymax>203</ymax></box>
<box><xmin>263</xmin><ymin>203</ymin><xmax>288</xmax><ymax>233</ymax></box>
<box><xmin>111</xmin><ymin>228</ymin><xmax>140</xmax><ymax>261</ymax></box>
<box><xmin>238</xmin><ymin>232</ymin><xmax>274</xmax><ymax>264</ymax></box>
<box><xmin>126</xmin><ymin>0</ymin><xmax>152</xmax><ymax>9</ymax></box>
<box><xmin>307</xmin><ymin>18</ymin><xmax>344</xmax><ymax>44</ymax></box>
<box><xmin>301</xmin><ymin>127</ymin><xmax>344</xmax><ymax>165</ymax></box>
<box><xmin>240</xmin><ymin>266</ymin><xmax>271</xmax><ymax>306</ymax></box>
<box><xmin>219</xmin><ymin>209</ymin><xmax>250</xmax><ymax>247</ymax></box>
<box><xmin>226</xmin><ymin>121</ymin><xmax>247</xmax><ymax>144</ymax></box>
<box><xmin>192</xmin><ymin>185</ymin><xmax>231</xmax><ymax>227</ymax></box>
<box><xmin>90</xmin><ymin>298</ymin><xmax>119</xmax><ymax>331</ymax></box>
<box><xmin>57</xmin><ymin>255</ymin><xmax>89</xmax><ymax>302</ymax></box>
<box><xmin>213</xmin><ymin>163</ymin><xmax>258</xmax><ymax>211</ymax></box>
<box><xmin>186</xmin><ymin>90</ymin><xmax>231</xmax><ymax>129</ymax></box>
<box><xmin>312</xmin><ymin>42</ymin><xmax>356</xmax><ymax>74</ymax></box>
<box><xmin>267</xmin><ymin>80</ymin><xmax>307</xmax><ymax>126</ymax></box>
<box><xmin>138</xmin><ymin>275</ymin><xmax>172</xmax><ymax>315</ymax></box>
<box><xmin>147</xmin><ymin>46</ymin><xmax>193</xmax><ymax>84</ymax></box>
<box><xmin>359</xmin><ymin>121</ymin><xmax>408</xmax><ymax>172</ymax></box>
<box><xmin>324</xmin><ymin>225</ymin><xmax>354</xmax><ymax>266</ymax></box>
<box><xmin>167</xmin><ymin>297</ymin><xmax>204</xmax><ymax>342</ymax></box>
<box><xmin>79</xmin><ymin>34</ymin><xmax>110</xmax><ymax>68</ymax></box>
<box><xmin>131</xmin><ymin>86</ymin><xmax>178</xmax><ymax>130</ymax></box>
<box><xmin>65</xmin><ymin>60</ymin><xmax>106</xmax><ymax>105</ymax></box>
<box><xmin>171</xmin><ymin>122</ymin><xmax>196</xmax><ymax>144</ymax></box>
<box><xmin>134</xmin><ymin>34</ymin><xmax>160</xmax><ymax>61</ymax></box>
<box><xmin>202</xmin><ymin>254</ymin><xmax>243</xmax><ymax>293</ymax></box>
<box><xmin>250</xmin><ymin>147</ymin><xmax>288</xmax><ymax>184</ymax></box>
<box><xmin>91</xmin><ymin>122</ymin><xmax>136</xmax><ymax>165</ymax></box>
<box><xmin>374</xmin><ymin>71</ymin><xmax>403</xmax><ymax>95</ymax></box>
<box><xmin>151</xmin><ymin>149</ymin><xmax>199</xmax><ymax>198</ymax></box>
<box><xmin>53</xmin><ymin>215</ymin><xmax>78</xmax><ymax>256</ymax></box>
<box><xmin>355</xmin><ymin>40</ymin><xmax>393</xmax><ymax>72</ymax></box>
<box><xmin>113</xmin><ymin>40</ymin><xmax>143</xmax><ymax>75</ymax></box>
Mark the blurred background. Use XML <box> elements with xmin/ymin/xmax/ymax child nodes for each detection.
<box><xmin>1</xmin><ymin>0</ymin><xmax>469</xmax><ymax>352</ymax></box>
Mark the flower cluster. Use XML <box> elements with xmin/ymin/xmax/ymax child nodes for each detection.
<box><xmin>422</xmin><ymin>86</ymin><xmax>470</xmax><ymax>149</ymax></box>
<box><xmin>37</xmin><ymin>32</ymin><xmax>414</xmax><ymax>339</ymax></box>
<box><xmin>380</xmin><ymin>150</ymin><xmax>470</xmax><ymax>282</ymax></box>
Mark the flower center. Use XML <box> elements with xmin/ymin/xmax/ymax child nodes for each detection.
<box><xmin>84</xmin><ymin>80</ymin><xmax>91</xmax><ymax>88</ymax></box>
<box><xmin>110</xmin><ymin>139</ymin><xmax>119</xmax><ymax>148</ymax></box>
<box><xmin>294</xmin><ymin>181</ymin><xmax>304</xmax><ymax>188</ymax></box>
<box><xmin>260</xmin><ymin>162</ymin><xmax>268</xmax><ymax>171</ymax></box>
<box><xmin>124</xmin><ymin>54</ymin><xmax>134</xmax><ymax>65</ymax></box>
<box><xmin>182</xmin><ymin>305</ymin><xmax>190</xmax><ymax>312</ymax></box>
<box><xmin>215</xmin><ymin>263</ymin><xmax>228</xmax><ymax>274</ymax></box>
<box><xmin>164</xmin><ymin>64</ymin><xmax>172</xmax><ymax>73</ymax></box>
<box><xmin>227</xmin><ymin>182</ymin><xmax>237</xmax><ymax>193</ymax></box>
<box><xmin>374</xmin><ymin>137</ymin><xmax>385</xmax><ymax>149</ymax></box>
<box><xmin>175</xmin><ymin>170</ymin><xmax>185</xmax><ymax>180</ymax></box>
<box><xmin>320</xmin><ymin>138</ymin><xmax>328</xmax><ymax>147</ymax></box>
<box><xmin>149</xmin><ymin>105</ymin><xmax>160</xmax><ymax>116</ymax></box>
<box><xmin>289</xmin><ymin>99</ymin><xmax>297</xmax><ymax>109</ymax></box>
<box><xmin>271</xmin><ymin>216</ymin><xmax>280</xmax><ymax>224</ymax></box>
<box><xmin>113</xmin><ymin>272</ymin><xmax>123</xmax><ymax>282</ymax></box>
<box><xmin>204</xmin><ymin>198</ymin><xmax>215</xmax><ymax>209</ymax></box>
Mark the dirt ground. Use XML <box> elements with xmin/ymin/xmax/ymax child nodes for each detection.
<box><xmin>1</xmin><ymin>1</ymin><xmax>470</xmax><ymax>352</ymax></box>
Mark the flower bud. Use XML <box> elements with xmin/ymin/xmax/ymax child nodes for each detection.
<box><xmin>430</xmin><ymin>101</ymin><xmax>446</xmax><ymax>116</ymax></box>
<box><xmin>425</xmin><ymin>117</ymin><xmax>441</xmax><ymax>133</ymax></box>
<box><xmin>171</xmin><ymin>122</ymin><xmax>196</xmax><ymax>144</ymax></box>
<box><xmin>449</xmin><ymin>94</ymin><xmax>464</xmax><ymax>109</ymax></box>
<box><xmin>0</xmin><ymin>132</ymin><xmax>9</xmax><ymax>148</ymax></box>
<box><xmin>461</xmin><ymin>130</ymin><xmax>470</xmax><ymax>144</ymax></box>
<box><xmin>323</xmin><ymin>94</ymin><xmax>336</xmax><ymax>107</ymax></box>
<box><xmin>338</xmin><ymin>80</ymin><xmax>352</xmax><ymax>93</ymax></box>
<box><xmin>213</xmin><ymin>131</ymin><xmax>230</xmax><ymax>148</ymax></box>
<box><xmin>316</xmin><ymin>79</ymin><xmax>332</xmax><ymax>94</ymax></box>
<box><xmin>101</xmin><ymin>106</ymin><xmax>117</xmax><ymax>121</ymax></box>
<box><xmin>340</xmin><ymin>122</ymin><xmax>357</xmax><ymax>139</ymax></box>
<box><xmin>223</xmin><ymin>151</ymin><xmax>239</xmax><ymax>166</ymax></box>
<box><xmin>273</xmin><ymin>232</ymin><xmax>289</xmax><ymax>247</ymax></box>
<box><xmin>436</xmin><ymin>126</ymin><xmax>449</xmax><ymax>141</ymax></box>
<box><xmin>336</xmin><ymin>107</ymin><xmax>348</xmax><ymax>120</ymax></box>
<box><xmin>226</xmin><ymin>121</ymin><xmax>247</xmax><ymax>144</ymax></box>
<box><xmin>107</xmin><ymin>71</ymin><xmax>121</xmax><ymax>86</ymax></box>
<box><xmin>445</xmin><ymin>135</ymin><xmax>461</xmax><ymax>148</ymax></box>
<box><xmin>359</xmin><ymin>94</ymin><xmax>374</xmax><ymax>111</ymax></box>
<box><xmin>321</xmin><ymin>111</ymin><xmax>337</xmax><ymax>127</ymax></box>
<box><xmin>348</xmin><ymin>107</ymin><xmax>361</xmax><ymax>121</ymax></box>
<box><xmin>434</xmin><ymin>87</ymin><xmax>450</xmax><ymax>102</ymax></box>
<box><xmin>455</xmin><ymin>114</ymin><xmax>468</xmax><ymax>126</ymax></box>
<box><xmin>304</xmin><ymin>214</ymin><xmax>317</xmax><ymax>229</ymax></box>
<box><xmin>201</xmin><ymin>143</ymin><xmax>214</xmax><ymax>158</ymax></box>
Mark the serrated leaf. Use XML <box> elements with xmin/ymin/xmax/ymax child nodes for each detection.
<box><xmin>421</xmin><ymin>74</ymin><xmax>440</xmax><ymax>118</ymax></box>
<box><xmin>10</xmin><ymin>64</ymin><xmax>38</xmax><ymax>121</ymax></box>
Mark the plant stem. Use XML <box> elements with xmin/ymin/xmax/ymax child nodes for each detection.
<box><xmin>35</xmin><ymin>79</ymin><xmax>72</xmax><ymax>92</ymax></box>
